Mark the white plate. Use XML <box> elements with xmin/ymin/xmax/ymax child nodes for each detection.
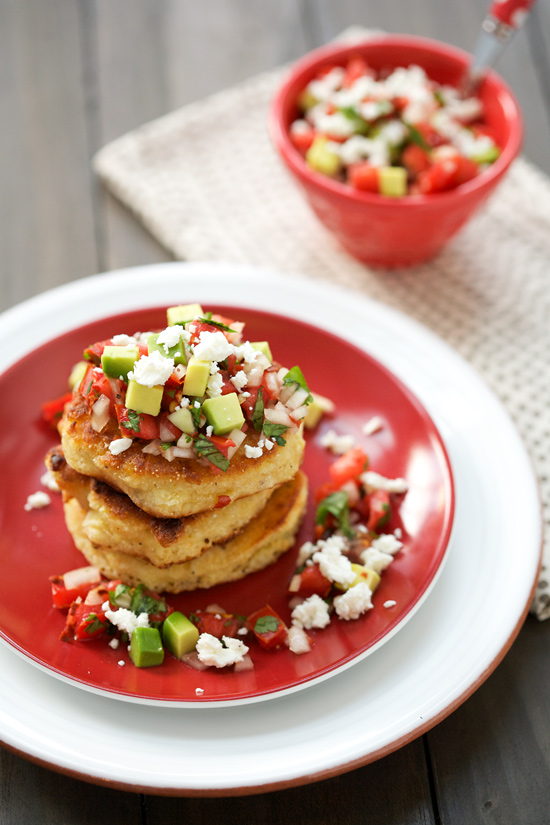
<box><xmin>0</xmin><ymin>262</ymin><xmax>541</xmax><ymax>794</ymax></box>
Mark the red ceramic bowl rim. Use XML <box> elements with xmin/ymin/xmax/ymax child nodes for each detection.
<box><xmin>270</xmin><ymin>34</ymin><xmax>523</xmax><ymax>209</ymax></box>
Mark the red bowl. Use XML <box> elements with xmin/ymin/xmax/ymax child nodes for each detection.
<box><xmin>270</xmin><ymin>35</ymin><xmax>523</xmax><ymax>267</ymax></box>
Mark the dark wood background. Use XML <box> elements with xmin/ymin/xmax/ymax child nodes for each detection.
<box><xmin>1</xmin><ymin>1</ymin><xmax>550</xmax><ymax>822</ymax></box>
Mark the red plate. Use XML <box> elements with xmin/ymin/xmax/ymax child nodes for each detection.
<box><xmin>0</xmin><ymin>306</ymin><xmax>454</xmax><ymax>705</ymax></box>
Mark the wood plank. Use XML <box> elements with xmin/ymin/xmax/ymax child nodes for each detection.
<box><xmin>0</xmin><ymin>0</ymin><xmax>98</xmax><ymax>311</ymax></box>
<box><xmin>427</xmin><ymin>618</ymin><xmax>550</xmax><ymax>824</ymax></box>
<box><xmin>0</xmin><ymin>751</ymin><xmax>142</xmax><ymax>825</ymax></box>
<box><xmin>144</xmin><ymin>738</ymin><xmax>435</xmax><ymax>824</ymax></box>
<box><xmin>90</xmin><ymin>0</ymin><xmax>311</xmax><ymax>270</ymax></box>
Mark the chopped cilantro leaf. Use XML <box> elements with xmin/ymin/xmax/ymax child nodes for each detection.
<box><xmin>338</xmin><ymin>105</ymin><xmax>369</xmax><ymax>134</ymax></box>
<box><xmin>190</xmin><ymin>403</ymin><xmax>202</xmax><ymax>428</ymax></box>
<box><xmin>84</xmin><ymin>614</ymin><xmax>104</xmax><ymax>634</ymax></box>
<box><xmin>316</xmin><ymin>490</ymin><xmax>353</xmax><ymax>538</ymax></box>
<box><xmin>403</xmin><ymin>121</ymin><xmax>430</xmax><ymax>151</ymax></box>
<box><xmin>254</xmin><ymin>615</ymin><xmax>280</xmax><ymax>634</ymax></box>
<box><xmin>251</xmin><ymin>387</ymin><xmax>264</xmax><ymax>432</ymax></box>
<box><xmin>125</xmin><ymin>409</ymin><xmax>142</xmax><ymax>433</ymax></box>
<box><xmin>197</xmin><ymin>316</ymin><xmax>236</xmax><ymax>334</ymax></box>
<box><xmin>129</xmin><ymin>584</ymin><xmax>166</xmax><ymax>616</ymax></box>
<box><xmin>283</xmin><ymin>366</ymin><xmax>313</xmax><ymax>404</ymax></box>
<box><xmin>160</xmin><ymin>442</ymin><xmax>173</xmax><ymax>451</ymax></box>
<box><xmin>262</xmin><ymin>420</ymin><xmax>288</xmax><ymax>446</ymax></box>
<box><xmin>194</xmin><ymin>434</ymin><xmax>230</xmax><ymax>472</ymax></box>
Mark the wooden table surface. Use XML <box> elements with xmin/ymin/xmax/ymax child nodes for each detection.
<box><xmin>2</xmin><ymin>2</ymin><xmax>550</xmax><ymax>822</ymax></box>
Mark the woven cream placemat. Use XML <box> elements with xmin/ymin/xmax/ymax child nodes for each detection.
<box><xmin>93</xmin><ymin>41</ymin><xmax>550</xmax><ymax>619</ymax></box>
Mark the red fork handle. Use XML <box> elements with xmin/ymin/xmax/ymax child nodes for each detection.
<box><xmin>487</xmin><ymin>0</ymin><xmax>537</xmax><ymax>30</ymax></box>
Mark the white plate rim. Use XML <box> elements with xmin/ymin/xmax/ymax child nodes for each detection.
<box><xmin>0</xmin><ymin>261</ymin><xmax>542</xmax><ymax>794</ymax></box>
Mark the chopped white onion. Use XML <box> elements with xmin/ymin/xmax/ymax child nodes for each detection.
<box><xmin>171</xmin><ymin>445</ymin><xmax>195</xmax><ymax>459</ymax></box>
<box><xmin>234</xmin><ymin>653</ymin><xmax>254</xmax><ymax>672</ymax></box>
<box><xmin>205</xmin><ymin>603</ymin><xmax>227</xmax><ymax>614</ymax></box>
<box><xmin>290</xmin><ymin>403</ymin><xmax>309</xmax><ymax>421</ymax></box>
<box><xmin>159</xmin><ymin>421</ymin><xmax>177</xmax><ymax>442</ymax></box>
<box><xmin>264</xmin><ymin>371</ymin><xmax>281</xmax><ymax>395</ymax></box>
<box><xmin>288</xmin><ymin>574</ymin><xmax>302</xmax><ymax>593</ymax></box>
<box><xmin>285</xmin><ymin>386</ymin><xmax>310</xmax><ymax>411</ymax></box>
<box><xmin>227</xmin><ymin>428</ymin><xmax>246</xmax><ymax>459</ymax></box>
<box><xmin>63</xmin><ymin>565</ymin><xmax>101</xmax><ymax>591</ymax></box>
<box><xmin>91</xmin><ymin>394</ymin><xmax>110</xmax><ymax>432</ymax></box>
<box><xmin>264</xmin><ymin>404</ymin><xmax>293</xmax><ymax>427</ymax></box>
<box><xmin>141</xmin><ymin>438</ymin><xmax>162</xmax><ymax>455</ymax></box>
<box><xmin>278</xmin><ymin>383</ymin><xmax>296</xmax><ymax>406</ymax></box>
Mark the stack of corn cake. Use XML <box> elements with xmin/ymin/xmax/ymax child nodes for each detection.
<box><xmin>47</xmin><ymin>304</ymin><xmax>309</xmax><ymax>593</ymax></box>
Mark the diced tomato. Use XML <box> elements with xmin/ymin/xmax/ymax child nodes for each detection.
<box><xmin>158</xmin><ymin>411</ymin><xmax>182</xmax><ymax>441</ymax></box>
<box><xmin>366</xmin><ymin>489</ymin><xmax>391</xmax><ymax>531</ymax></box>
<box><xmin>415</xmin><ymin>122</ymin><xmax>446</xmax><ymax>148</ymax></box>
<box><xmin>402</xmin><ymin>143</ymin><xmax>431</xmax><ymax>176</ymax></box>
<box><xmin>41</xmin><ymin>392</ymin><xmax>73</xmax><ymax>428</ymax></box>
<box><xmin>116</xmin><ymin>406</ymin><xmax>160</xmax><ymax>440</ymax></box>
<box><xmin>343</xmin><ymin>56</ymin><xmax>370</xmax><ymax>87</ymax></box>
<box><xmin>247</xmin><ymin>605</ymin><xmax>288</xmax><ymax>651</ymax></box>
<box><xmin>50</xmin><ymin>567</ymin><xmax>102</xmax><ymax>610</ymax></box>
<box><xmin>348</xmin><ymin>162</ymin><xmax>379</xmax><ymax>192</ymax></box>
<box><xmin>205</xmin><ymin>435</ymin><xmax>235</xmax><ymax>459</ymax></box>
<box><xmin>60</xmin><ymin>601</ymin><xmax>107</xmax><ymax>642</ymax></box>
<box><xmin>218</xmin><ymin>371</ymin><xmax>237</xmax><ymax>395</ymax></box>
<box><xmin>417</xmin><ymin>155</ymin><xmax>478</xmax><ymax>193</ymax></box>
<box><xmin>392</xmin><ymin>95</ymin><xmax>409</xmax><ymax>112</ymax></box>
<box><xmin>292</xmin><ymin>564</ymin><xmax>332</xmax><ymax>599</ymax></box>
<box><xmin>214</xmin><ymin>495</ymin><xmax>232</xmax><ymax>509</ymax></box>
<box><xmin>188</xmin><ymin>321</ymin><xmax>220</xmax><ymax>345</ymax></box>
<box><xmin>290</xmin><ymin>127</ymin><xmax>316</xmax><ymax>154</ymax></box>
<box><xmin>191</xmin><ymin>609</ymin><xmax>241</xmax><ymax>639</ymax></box>
<box><xmin>81</xmin><ymin>367</ymin><xmax>117</xmax><ymax>414</ymax></box>
<box><xmin>330</xmin><ymin>447</ymin><xmax>368</xmax><ymax>487</ymax></box>
<box><xmin>82</xmin><ymin>339</ymin><xmax>112</xmax><ymax>366</ymax></box>
<box><xmin>240</xmin><ymin>386</ymin><xmax>263</xmax><ymax>422</ymax></box>
<box><xmin>314</xmin><ymin>480</ymin><xmax>337</xmax><ymax>503</ymax></box>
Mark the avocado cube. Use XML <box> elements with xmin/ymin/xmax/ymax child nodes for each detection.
<box><xmin>334</xmin><ymin>563</ymin><xmax>380</xmax><ymax>592</ymax></box>
<box><xmin>183</xmin><ymin>357</ymin><xmax>210</xmax><ymax>397</ymax></box>
<box><xmin>162</xmin><ymin>611</ymin><xmax>199</xmax><ymax>659</ymax></box>
<box><xmin>470</xmin><ymin>145</ymin><xmax>500</xmax><ymax>165</ymax></box>
<box><xmin>129</xmin><ymin>626</ymin><xmax>164</xmax><ymax>668</ymax></box>
<box><xmin>168</xmin><ymin>406</ymin><xmax>195</xmax><ymax>435</ymax></box>
<box><xmin>147</xmin><ymin>332</ymin><xmax>187</xmax><ymax>366</ymax></box>
<box><xmin>306</xmin><ymin>136</ymin><xmax>342</xmax><ymax>178</ymax></box>
<box><xmin>250</xmin><ymin>341</ymin><xmax>273</xmax><ymax>363</ymax></box>
<box><xmin>68</xmin><ymin>360</ymin><xmax>88</xmax><ymax>391</ymax></box>
<box><xmin>126</xmin><ymin>380</ymin><xmax>163</xmax><ymax>416</ymax></box>
<box><xmin>202</xmin><ymin>393</ymin><xmax>245</xmax><ymax>436</ymax></box>
<box><xmin>379</xmin><ymin>166</ymin><xmax>407</xmax><ymax>197</ymax></box>
<box><xmin>166</xmin><ymin>303</ymin><xmax>203</xmax><ymax>327</ymax></box>
<box><xmin>297</xmin><ymin>87</ymin><xmax>319</xmax><ymax>113</ymax></box>
<box><xmin>303</xmin><ymin>392</ymin><xmax>335</xmax><ymax>430</ymax></box>
<box><xmin>101</xmin><ymin>345</ymin><xmax>139</xmax><ymax>381</ymax></box>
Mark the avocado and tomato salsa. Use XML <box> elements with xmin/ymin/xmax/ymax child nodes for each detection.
<box><xmin>290</xmin><ymin>57</ymin><xmax>501</xmax><ymax>196</ymax></box>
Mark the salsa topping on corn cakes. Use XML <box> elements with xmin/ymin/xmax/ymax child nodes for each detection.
<box><xmin>72</xmin><ymin>304</ymin><xmax>312</xmax><ymax>473</ymax></box>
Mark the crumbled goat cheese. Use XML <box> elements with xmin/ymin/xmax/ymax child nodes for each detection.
<box><xmin>193</xmin><ymin>330</ymin><xmax>233</xmax><ymax>362</ymax></box>
<box><xmin>286</xmin><ymin>625</ymin><xmax>312</xmax><ymax>655</ymax></box>
<box><xmin>362</xmin><ymin>416</ymin><xmax>384</xmax><ymax>436</ymax></box>
<box><xmin>128</xmin><ymin>350</ymin><xmax>174</xmax><ymax>387</ymax></box>
<box><xmin>313</xmin><ymin>536</ymin><xmax>355</xmax><ymax>585</ymax></box>
<box><xmin>109</xmin><ymin>437</ymin><xmax>133</xmax><ymax>456</ymax></box>
<box><xmin>296</xmin><ymin>541</ymin><xmax>316</xmax><ymax>567</ymax></box>
<box><xmin>360</xmin><ymin>471</ymin><xmax>408</xmax><ymax>494</ymax></box>
<box><xmin>157</xmin><ymin>325</ymin><xmax>182</xmax><ymax>349</ymax></box>
<box><xmin>314</xmin><ymin>111</ymin><xmax>356</xmax><ymax>139</ymax></box>
<box><xmin>334</xmin><ymin>582</ymin><xmax>373</xmax><ymax>620</ymax></box>
<box><xmin>206</xmin><ymin>372</ymin><xmax>223</xmax><ymax>398</ymax></box>
<box><xmin>230</xmin><ymin>370</ymin><xmax>248</xmax><ymax>391</ymax></box>
<box><xmin>24</xmin><ymin>491</ymin><xmax>51</xmax><ymax>511</ymax></box>
<box><xmin>384</xmin><ymin>600</ymin><xmax>397</xmax><ymax>609</ymax></box>
<box><xmin>195</xmin><ymin>687</ymin><xmax>205</xmax><ymax>695</ymax></box>
<box><xmin>320</xmin><ymin>429</ymin><xmax>355</xmax><ymax>455</ymax></box>
<box><xmin>291</xmin><ymin>594</ymin><xmax>331</xmax><ymax>630</ymax></box>
<box><xmin>307</xmin><ymin>66</ymin><xmax>345</xmax><ymax>102</ymax></box>
<box><xmin>40</xmin><ymin>470</ymin><xmax>59</xmax><ymax>492</ymax></box>
<box><xmin>196</xmin><ymin>633</ymin><xmax>249</xmax><ymax>668</ymax></box>
<box><xmin>118</xmin><ymin>660</ymin><xmax>126</xmax><ymax>666</ymax></box>
<box><xmin>371</xmin><ymin>533</ymin><xmax>403</xmax><ymax>556</ymax></box>
<box><xmin>359</xmin><ymin>546</ymin><xmax>394</xmax><ymax>573</ymax></box>
<box><xmin>394</xmin><ymin>527</ymin><xmax>403</xmax><ymax>539</ymax></box>
<box><xmin>205</xmin><ymin>425</ymin><xmax>213</xmax><ymax>437</ymax></box>
<box><xmin>108</xmin><ymin>638</ymin><xmax>120</xmax><ymax>650</ymax></box>
<box><xmin>104</xmin><ymin>607</ymin><xmax>149</xmax><ymax>637</ymax></box>
<box><xmin>111</xmin><ymin>334</ymin><xmax>136</xmax><ymax>346</ymax></box>
<box><xmin>245</xmin><ymin>444</ymin><xmax>263</xmax><ymax>459</ymax></box>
